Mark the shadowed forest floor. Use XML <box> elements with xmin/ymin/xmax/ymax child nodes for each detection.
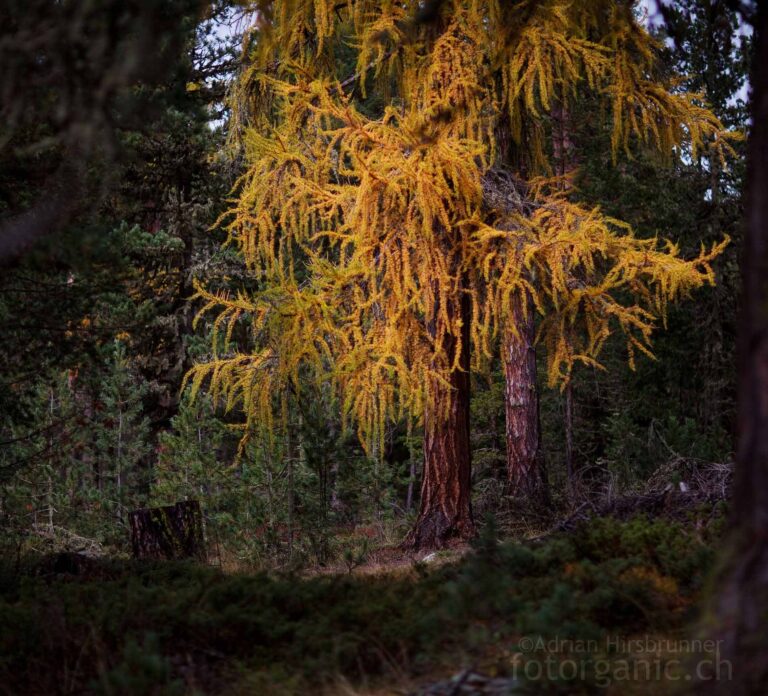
<box><xmin>0</xmin><ymin>498</ymin><xmax>728</xmax><ymax>695</ymax></box>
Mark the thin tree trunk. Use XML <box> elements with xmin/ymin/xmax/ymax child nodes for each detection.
<box><xmin>504</xmin><ymin>291</ymin><xmax>547</xmax><ymax>501</ymax></box>
<box><xmin>286</xmin><ymin>400</ymin><xmax>295</xmax><ymax>561</ymax></box>
<box><xmin>406</xmin><ymin>458</ymin><xmax>416</xmax><ymax>512</ymax></box>
<box><xmin>404</xmin><ymin>287</ymin><xmax>474</xmax><ymax>549</ymax></box>
<box><xmin>47</xmin><ymin>387</ymin><xmax>55</xmax><ymax>536</ymax></box>
<box><xmin>368</xmin><ymin>434</ymin><xmax>379</xmax><ymax>520</ymax></box>
<box><xmin>564</xmin><ymin>379</ymin><xmax>574</xmax><ymax>488</ymax></box>
<box><xmin>116</xmin><ymin>409</ymin><xmax>123</xmax><ymax>524</ymax></box>
<box><xmin>47</xmin><ymin>475</ymin><xmax>54</xmax><ymax>538</ymax></box>
<box><xmin>712</xmin><ymin>5</ymin><xmax>768</xmax><ymax>693</ymax></box>
<box><xmin>553</xmin><ymin>101</ymin><xmax>577</xmax><ymax>496</ymax></box>
<box><xmin>406</xmin><ymin>421</ymin><xmax>417</xmax><ymax>512</ymax></box>
<box><xmin>287</xmin><ymin>451</ymin><xmax>294</xmax><ymax>561</ymax></box>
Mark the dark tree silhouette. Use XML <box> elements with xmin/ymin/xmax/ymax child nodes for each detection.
<box><xmin>713</xmin><ymin>2</ymin><xmax>768</xmax><ymax>693</ymax></box>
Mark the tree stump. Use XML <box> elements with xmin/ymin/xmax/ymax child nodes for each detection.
<box><xmin>128</xmin><ymin>500</ymin><xmax>206</xmax><ymax>561</ymax></box>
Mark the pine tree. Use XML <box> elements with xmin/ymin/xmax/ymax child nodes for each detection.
<box><xmin>91</xmin><ymin>341</ymin><xmax>151</xmax><ymax>527</ymax></box>
<box><xmin>0</xmin><ymin>345</ymin><xmax>149</xmax><ymax>552</ymax></box>
<box><xmin>190</xmin><ymin>1</ymin><xmax>735</xmax><ymax>548</ymax></box>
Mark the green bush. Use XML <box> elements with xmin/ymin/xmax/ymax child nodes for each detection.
<box><xmin>0</xmin><ymin>514</ymin><xmax>721</xmax><ymax>694</ymax></box>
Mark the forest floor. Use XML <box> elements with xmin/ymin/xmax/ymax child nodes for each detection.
<box><xmin>311</xmin><ymin>541</ymin><xmax>471</xmax><ymax>578</ymax></box>
<box><xmin>0</xmin><ymin>487</ymin><xmax>731</xmax><ymax>696</ymax></box>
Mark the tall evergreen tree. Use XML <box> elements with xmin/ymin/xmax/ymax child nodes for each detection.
<box><xmin>0</xmin><ymin>0</ymin><xmax>242</xmax><ymax>550</ymax></box>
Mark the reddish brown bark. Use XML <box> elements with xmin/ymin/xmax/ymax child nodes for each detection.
<box><xmin>503</xmin><ymin>291</ymin><xmax>547</xmax><ymax>500</ymax></box>
<box><xmin>405</xmin><ymin>289</ymin><xmax>474</xmax><ymax>550</ymax></box>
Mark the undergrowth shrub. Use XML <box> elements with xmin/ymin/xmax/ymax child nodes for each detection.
<box><xmin>0</xmin><ymin>514</ymin><xmax>722</xmax><ymax>694</ymax></box>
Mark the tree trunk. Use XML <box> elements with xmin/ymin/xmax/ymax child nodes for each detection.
<box><xmin>406</xmin><ymin>455</ymin><xmax>417</xmax><ymax>512</ymax></box>
<box><xmin>404</xmin><ymin>288</ymin><xmax>474</xmax><ymax>549</ymax></box>
<box><xmin>564</xmin><ymin>379</ymin><xmax>574</xmax><ymax>489</ymax></box>
<box><xmin>494</xmin><ymin>111</ymin><xmax>548</xmax><ymax>505</ymax></box>
<box><xmin>504</xmin><ymin>291</ymin><xmax>547</xmax><ymax>501</ymax></box>
<box><xmin>129</xmin><ymin>500</ymin><xmax>206</xmax><ymax>561</ymax></box>
<box><xmin>711</xmin><ymin>5</ymin><xmax>768</xmax><ymax>693</ymax></box>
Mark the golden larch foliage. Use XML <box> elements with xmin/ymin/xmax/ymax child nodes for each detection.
<box><xmin>187</xmin><ymin>0</ymin><xmax>736</xmax><ymax>452</ymax></box>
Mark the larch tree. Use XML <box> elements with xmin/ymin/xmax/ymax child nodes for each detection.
<box><xmin>188</xmin><ymin>0</ymin><xmax>734</xmax><ymax>549</ymax></box>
